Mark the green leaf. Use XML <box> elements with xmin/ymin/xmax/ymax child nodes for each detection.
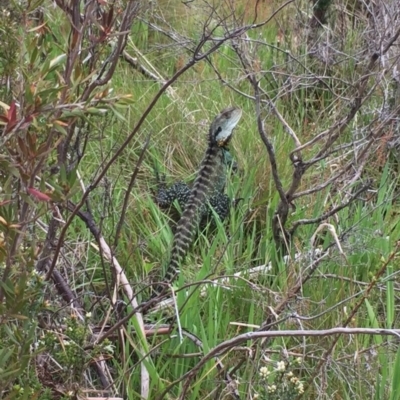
<box><xmin>67</xmin><ymin>166</ymin><xmax>78</xmax><ymax>188</ymax></box>
<box><xmin>61</xmin><ymin>109</ymin><xmax>86</xmax><ymax>118</ymax></box>
<box><xmin>390</xmin><ymin>346</ymin><xmax>400</xmax><ymax>400</ymax></box>
<box><xmin>29</xmin><ymin>43</ymin><xmax>39</xmax><ymax>66</ymax></box>
<box><xmin>40</xmin><ymin>57</ymin><xmax>51</xmax><ymax>76</ymax></box>
<box><xmin>52</xmin><ymin>120</ymin><xmax>68</xmax><ymax>135</ymax></box>
<box><xmin>0</xmin><ymin>348</ymin><xmax>14</xmax><ymax>368</ymax></box>
<box><xmin>366</xmin><ymin>300</ymin><xmax>388</xmax><ymax>400</ymax></box>
<box><xmin>109</xmin><ymin>105</ymin><xmax>127</xmax><ymax>122</ymax></box>
<box><xmin>36</xmin><ymin>86</ymin><xmax>64</xmax><ymax>103</ymax></box>
<box><xmin>26</xmin><ymin>0</ymin><xmax>46</xmax><ymax>12</ymax></box>
<box><xmin>48</xmin><ymin>53</ymin><xmax>66</xmax><ymax>74</ymax></box>
<box><xmin>86</xmin><ymin>107</ymin><xmax>108</xmax><ymax>115</ymax></box>
<box><xmin>386</xmin><ymin>264</ymin><xmax>394</xmax><ymax>328</ymax></box>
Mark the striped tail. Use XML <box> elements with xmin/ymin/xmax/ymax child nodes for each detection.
<box><xmin>160</xmin><ymin>143</ymin><xmax>223</xmax><ymax>288</ymax></box>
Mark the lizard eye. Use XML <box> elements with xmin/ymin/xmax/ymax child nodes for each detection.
<box><xmin>213</xmin><ymin>126</ymin><xmax>223</xmax><ymax>142</ymax></box>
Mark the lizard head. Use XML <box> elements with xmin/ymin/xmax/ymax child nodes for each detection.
<box><xmin>209</xmin><ymin>107</ymin><xmax>242</xmax><ymax>147</ymax></box>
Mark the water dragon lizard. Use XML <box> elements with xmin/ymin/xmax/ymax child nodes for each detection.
<box><xmin>155</xmin><ymin>107</ymin><xmax>242</xmax><ymax>294</ymax></box>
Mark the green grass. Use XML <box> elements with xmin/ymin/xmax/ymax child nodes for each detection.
<box><xmin>3</xmin><ymin>0</ymin><xmax>400</xmax><ymax>398</ymax></box>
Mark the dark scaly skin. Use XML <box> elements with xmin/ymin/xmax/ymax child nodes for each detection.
<box><xmin>156</xmin><ymin>181</ymin><xmax>231</xmax><ymax>223</ymax></box>
<box><xmin>155</xmin><ymin>150</ymin><xmax>237</xmax><ymax>223</ymax></box>
<box><xmin>157</xmin><ymin>107</ymin><xmax>242</xmax><ymax>292</ymax></box>
<box><xmin>155</xmin><ymin>181</ymin><xmax>191</xmax><ymax>210</ymax></box>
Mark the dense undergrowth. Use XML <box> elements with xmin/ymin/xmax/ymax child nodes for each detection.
<box><xmin>1</xmin><ymin>0</ymin><xmax>400</xmax><ymax>399</ymax></box>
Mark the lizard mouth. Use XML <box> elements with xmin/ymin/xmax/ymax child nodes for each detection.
<box><xmin>217</xmin><ymin>139</ymin><xmax>230</xmax><ymax>147</ymax></box>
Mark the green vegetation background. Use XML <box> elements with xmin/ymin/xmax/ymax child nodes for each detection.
<box><xmin>1</xmin><ymin>1</ymin><xmax>400</xmax><ymax>399</ymax></box>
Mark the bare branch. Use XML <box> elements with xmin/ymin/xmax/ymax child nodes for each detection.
<box><xmin>178</xmin><ymin>327</ymin><xmax>400</xmax><ymax>400</ymax></box>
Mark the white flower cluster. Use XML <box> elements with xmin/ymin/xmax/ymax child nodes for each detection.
<box><xmin>275</xmin><ymin>361</ymin><xmax>286</xmax><ymax>372</ymax></box>
<box><xmin>259</xmin><ymin>366</ymin><xmax>270</xmax><ymax>379</ymax></box>
<box><xmin>267</xmin><ymin>384</ymin><xmax>277</xmax><ymax>393</ymax></box>
<box><xmin>289</xmin><ymin>376</ymin><xmax>305</xmax><ymax>394</ymax></box>
<box><xmin>257</xmin><ymin>359</ymin><xmax>305</xmax><ymax>396</ymax></box>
